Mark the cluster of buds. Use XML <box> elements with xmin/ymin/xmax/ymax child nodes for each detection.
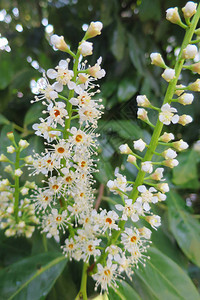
<box><xmin>0</xmin><ymin>132</ymin><xmax>38</xmax><ymax>237</ymax></box>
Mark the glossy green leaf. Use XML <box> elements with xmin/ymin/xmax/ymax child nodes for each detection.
<box><xmin>111</xmin><ymin>21</ymin><xmax>126</xmax><ymax>61</ymax></box>
<box><xmin>117</xmin><ymin>79</ymin><xmax>137</xmax><ymax>102</ymax></box>
<box><xmin>167</xmin><ymin>191</ymin><xmax>200</xmax><ymax>267</ymax></box>
<box><xmin>108</xmin><ymin>280</ymin><xmax>141</xmax><ymax>300</ymax></box>
<box><xmin>128</xmin><ymin>34</ymin><xmax>143</xmax><ymax>75</ymax></box>
<box><xmin>172</xmin><ymin>149</ymin><xmax>199</xmax><ymax>189</ymax></box>
<box><xmin>0</xmin><ymin>252</ymin><xmax>67</xmax><ymax>300</ymax></box>
<box><xmin>24</xmin><ymin>102</ymin><xmax>43</xmax><ymax>127</ymax></box>
<box><xmin>0</xmin><ymin>114</ymin><xmax>10</xmax><ymax>125</ymax></box>
<box><xmin>139</xmin><ymin>0</ymin><xmax>161</xmax><ymax>21</ymax></box>
<box><xmin>0</xmin><ymin>53</ymin><xmax>14</xmax><ymax>90</ymax></box>
<box><xmin>134</xmin><ymin>247</ymin><xmax>200</xmax><ymax>300</ymax></box>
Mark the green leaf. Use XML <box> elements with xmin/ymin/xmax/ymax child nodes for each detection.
<box><xmin>0</xmin><ymin>252</ymin><xmax>67</xmax><ymax>300</ymax></box>
<box><xmin>128</xmin><ymin>34</ymin><xmax>143</xmax><ymax>75</ymax></box>
<box><xmin>0</xmin><ymin>53</ymin><xmax>14</xmax><ymax>90</ymax></box>
<box><xmin>134</xmin><ymin>247</ymin><xmax>200</xmax><ymax>300</ymax></box>
<box><xmin>111</xmin><ymin>21</ymin><xmax>126</xmax><ymax>61</ymax></box>
<box><xmin>24</xmin><ymin>102</ymin><xmax>43</xmax><ymax>127</ymax></box>
<box><xmin>117</xmin><ymin>79</ymin><xmax>137</xmax><ymax>102</ymax></box>
<box><xmin>139</xmin><ymin>0</ymin><xmax>161</xmax><ymax>21</ymax></box>
<box><xmin>172</xmin><ymin>149</ymin><xmax>199</xmax><ymax>189</ymax></box>
<box><xmin>0</xmin><ymin>114</ymin><xmax>10</xmax><ymax>125</ymax></box>
<box><xmin>108</xmin><ymin>281</ymin><xmax>141</xmax><ymax>300</ymax></box>
<box><xmin>167</xmin><ymin>191</ymin><xmax>200</xmax><ymax>267</ymax></box>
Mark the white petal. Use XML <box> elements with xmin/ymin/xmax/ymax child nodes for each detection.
<box><xmin>47</xmin><ymin>69</ymin><xmax>57</xmax><ymax>79</ymax></box>
<box><xmin>52</xmin><ymin>82</ymin><xmax>63</xmax><ymax>92</ymax></box>
<box><xmin>138</xmin><ymin>185</ymin><xmax>146</xmax><ymax>193</ymax></box>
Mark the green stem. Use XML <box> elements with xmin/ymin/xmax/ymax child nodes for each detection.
<box><xmin>130</xmin><ymin>5</ymin><xmax>200</xmax><ymax>202</ymax></box>
<box><xmin>14</xmin><ymin>147</ymin><xmax>20</xmax><ymax>222</ymax></box>
<box><xmin>75</xmin><ymin>262</ymin><xmax>88</xmax><ymax>300</ymax></box>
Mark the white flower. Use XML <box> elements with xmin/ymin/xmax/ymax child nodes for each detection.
<box><xmin>137</xmin><ymin>108</ymin><xmax>148</xmax><ymax>121</ymax></box>
<box><xmin>182</xmin><ymin>2</ymin><xmax>197</xmax><ymax>18</ymax></box>
<box><xmin>161</xmin><ymin>68</ymin><xmax>176</xmax><ymax>82</ymax></box>
<box><xmin>159</xmin><ymin>103</ymin><xmax>179</xmax><ymax>125</ymax></box>
<box><xmin>183</xmin><ymin>45</ymin><xmax>198</xmax><ymax>59</ymax></box>
<box><xmin>173</xmin><ymin>139</ymin><xmax>189</xmax><ymax>151</ymax></box>
<box><xmin>178</xmin><ymin>93</ymin><xmax>194</xmax><ymax>105</ymax></box>
<box><xmin>107</xmin><ymin>173</ymin><xmax>132</xmax><ymax>195</ymax></box>
<box><xmin>164</xmin><ymin>159</ymin><xmax>179</xmax><ymax>168</ymax></box>
<box><xmin>119</xmin><ymin>144</ymin><xmax>131</xmax><ymax>154</ymax></box>
<box><xmin>93</xmin><ymin>260</ymin><xmax>118</xmax><ymax>293</ymax></box>
<box><xmin>156</xmin><ymin>192</ymin><xmax>167</xmax><ymax>202</ymax></box>
<box><xmin>19</xmin><ymin>139</ymin><xmax>29</xmax><ymax>149</ymax></box>
<box><xmin>47</xmin><ymin>101</ymin><xmax>69</xmax><ymax>127</ymax></box>
<box><xmin>137</xmin><ymin>185</ymin><xmax>158</xmax><ymax>211</ymax></box>
<box><xmin>7</xmin><ymin>145</ymin><xmax>15</xmax><ymax>153</ymax></box>
<box><xmin>136</xmin><ymin>95</ymin><xmax>150</xmax><ymax>107</ymax></box>
<box><xmin>87</xmin><ymin>57</ymin><xmax>106</xmax><ymax>79</ymax></box>
<box><xmin>47</xmin><ymin>60</ymin><xmax>74</xmax><ymax>90</ymax></box>
<box><xmin>138</xmin><ymin>227</ymin><xmax>152</xmax><ymax>239</ymax></box>
<box><xmin>133</xmin><ymin>138</ymin><xmax>146</xmax><ymax>152</ymax></box>
<box><xmin>78</xmin><ymin>41</ymin><xmax>93</xmax><ymax>56</ymax></box>
<box><xmin>115</xmin><ymin>199</ymin><xmax>143</xmax><ymax>222</ymax></box>
<box><xmin>15</xmin><ymin>168</ymin><xmax>23</xmax><ymax>177</ymax></box>
<box><xmin>106</xmin><ymin>245</ymin><xmax>122</xmax><ymax>262</ymax></box>
<box><xmin>50</xmin><ymin>34</ymin><xmax>68</xmax><ymax>51</ymax></box>
<box><xmin>20</xmin><ymin>187</ymin><xmax>29</xmax><ymax>196</ymax></box>
<box><xmin>100</xmin><ymin>210</ymin><xmax>119</xmax><ymax>235</ymax></box>
<box><xmin>150</xmin><ymin>168</ymin><xmax>164</xmax><ymax>180</ymax></box>
<box><xmin>166</xmin><ymin>7</ymin><xmax>181</xmax><ymax>24</ymax></box>
<box><xmin>159</xmin><ymin>132</ymin><xmax>175</xmax><ymax>142</ymax></box>
<box><xmin>163</xmin><ymin>148</ymin><xmax>177</xmax><ymax>159</ymax></box>
<box><xmin>141</xmin><ymin>161</ymin><xmax>153</xmax><ymax>174</ymax></box>
<box><xmin>150</xmin><ymin>53</ymin><xmax>166</xmax><ymax>67</ymax></box>
<box><xmin>146</xmin><ymin>215</ymin><xmax>161</xmax><ymax>230</ymax></box>
<box><xmin>86</xmin><ymin>21</ymin><xmax>103</xmax><ymax>38</ymax></box>
<box><xmin>157</xmin><ymin>183</ymin><xmax>169</xmax><ymax>193</ymax></box>
<box><xmin>178</xmin><ymin>114</ymin><xmax>193</xmax><ymax>126</ymax></box>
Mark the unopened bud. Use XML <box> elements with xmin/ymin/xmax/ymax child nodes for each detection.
<box><xmin>0</xmin><ymin>154</ymin><xmax>9</xmax><ymax>162</ymax></box>
<box><xmin>188</xmin><ymin>79</ymin><xmax>200</xmax><ymax>91</ymax></box>
<box><xmin>159</xmin><ymin>132</ymin><xmax>175</xmax><ymax>142</ymax></box>
<box><xmin>19</xmin><ymin>139</ymin><xmax>29</xmax><ymax>150</ymax></box>
<box><xmin>156</xmin><ymin>183</ymin><xmax>169</xmax><ymax>193</ymax></box>
<box><xmin>190</xmin><ymin>62</ymin><xmax>200</xmax><ymax>74</ymax></box>
<box><xmin>164</xmin><ymin>159</ymin><xmax>179</xmax><ymax>168</ymax></box>
<box><xmin>173</xmin><ymin>139</ymin><xmax>189</xmax><ymax>151</ymax></box>
<box><xmin>137</xmin><ymin>108</ymin><xmax>148</xmax><ymax>121</ymax></box>
<box><xmin>77</xmin><ymin>73</ymin><xmax>89</xmax><ymax>84</ymax></box>
<box><xmin>145</xmin><ymin>215</ymin><xmax>161</xmax><ymax>229</ymax></box>
<box><xmin>182</xmin><ymin>2</ymin><xmax>197</xmax><ymax>19</ymax></box>
<box><xmin>7</xmin><ymin>131</ymin><xmax>15</xmax><ymax>142</ymax></box>
<box><xmin>162</xmin><ymin>68</ymin><xmax>176</xmax><ymax>82</ymax></box>
<box><xmin>7</xmin><ymin>145</ymin><xmax>15</xmax><ymax>153</ymax></box>
<box><xmin>85</xmin><ymin>21</ymin><xmax>103</xmax><ymax>39</ymax></box>
<box><xmin>15</xmin><ymin>168</ymin><xmax>23</xmax><ymax>177</ymax></box>
<box><xmin>175</xmin><ymin>84</ymin><xmax>185</xmax><ymax>96</ymax></box>
<box><xmin>127</xmin><ymin>155</ymin><xmax>137</xmax><ymax>164</ymax></box>
<box><xmin>78</xmin><ymin>41</ymin><xmax>93</xmax><ymax>57</ymax></box>
<box><xmin>182</xmin><ymin>45</ymin><xmax>198</xmax><ymax>59</ymax></box>
<box><xmin>119</xmin><ymin>144</ymin><xmax>132</xmax><ymax>154</ymax></box>
<box><xmin>50</xmin><ymin>35</ymin><xmax>69</xmax><ymax>52</ymax></box>
<box><xmin>150</xmin><ymin>53</ymin><xmax>166</xmax><ymax>68</ymax></box>
<box><xmin>178</xmin><ymin>93</ymin><xmax>194</xmax><ymax>105</ymax></box>
<box><xmin>178</xmin><ymin>114</ymin><xmax>193</xmax><ymax>126</ymax></box>
<box><xmin>166</xmin><ymin>7</ymin><xmax>182</xmax><ymax>25</ymax></box>
<box><xmin>4</xmin><ymin>165</ymin><xmax>13</xmax><ymax>174</ymax></box>
<box><xmin>136</xmin><ymin>95</ymin><xmax>150</xmax><ymax>107</ymax></box>
<box><xmin>24</xmin><ymin>155</ymin><xmax>33</xmax><ymax>164</ymax></box>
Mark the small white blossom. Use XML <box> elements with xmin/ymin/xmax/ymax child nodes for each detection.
<box><xmin>163</xmin><ymin>148</ymin><xmax>177</xmax><ymax>159</ymax></box>
<box><xmin>159</xmin><ymin>132</ymin><xmax>175</xmax><ymax>143</ymax></box>
<box><xmin>164</xmin><ymin>159</ymin><xmax>179</xmax><ymax>168</ymax></box>
<box><xmin>157</xmin><ymin>183</ymin><xmax>169</xmax><ymax>193</ymax></box>
<box><xmin>136</xmin><ymin>95</ymin><xmax>150</xmax><ymax>107</ymax></box>
<box><xmin>178</xmin><ymin>115</ymin><xmax>193</xmax><ymax>126</ymax></box>
<box><xmin>159</xmin><ymin>103</ymin><xmax>179</xmax><ymax>125</ymax></box>
<box><xmin>173</xmin><ymin>139</ymin><xmax>189</xmax><ymax>151</ymax></box>
<box><xmin>178</xmin><ymin>93</ymin><xmax>194</xmax><ymax>105</ymax></box>
<box><xmin>15</xmin><ymin>169</ymin><xmax>23</xmax><ymax>177</ymax></box>
<box><xmin>19</xmin><ymin>139</ymin><xmax>29</xmax><ymax>149</ymax></box>
<box><xmin>137</xmin><ymin>108</ymin><xmax>148</xmax><ymax>121</ymax></box>
<box><xmin>78</xmin><ymin>41</ymin><xmax>93</xmax><ymax>56</ymax></box>
<box><xmin>133</xmin><ymin>139</ymin><xmax>146</xmax><ymax>152</ymax></box>
<box><xmin>161</xmin><ymin>68</ymin><xmax>176</xmax><ymax>82</ymax></box>
<box><xmin>141</xmin><ymin>161</ymin><xmax>153</xmax><ymax>174</ymax></box>
<box><xmin>182</xmin><ymin>2</ymin><xmax>197</xmax><ymax>19</ymax></box>
<box><xmin>150</xmin><ymin>53</ymin><xmax>166</xmax><ymax>67</ymax></box>
<box><xmin>50</xmin><ymin>34</ymin><xmax>68</xmax><ymax>51</ymax></box>
<box><xmin>151</xmin><ymin>168</ymin><xmax>164</xmax><ymax>181</ymax></box>
<box><xmin>119</xmin><ymin>144</ymin><xmax>131</xmax><ymax>154</ymax></box>
<box><xmin>146</xmin><ymin>215</ymin><xmax>161</xmax><ymax>230</ymax></box>
<box><xmin>166</xmin><ymin>7</ymin><xmax>181</xmax><ymax>24</ymax></box>
<box><xmin>183</xmin><ymin>45</ymin><xmax>198</xmax><ymax>59</ymax></box>
<box><xmin>7</xmin><ymin>145</ymin><xmax>15</xmax><ymax>153</ymax></box>
<box><xmin>86</xmin><ymin>21</ymin><xmax>103</xmax><ymax>38</ymax></box>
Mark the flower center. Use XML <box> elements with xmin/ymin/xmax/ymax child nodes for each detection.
<box><xmin>75</xmin><ymin>134</ymin><xmax>83</xmax><ymax>143</ymax></box>
<box><xmin>54</xmin><ymin>109</ymin><xmax>60</xmax><ymax>117</ymax></box>
<box><xmin>57</xmin><ymin>147</ymin><xmax>65</xmax><ymax>153</ymax></box>
<box><xmin>130</xmin><ymin>236</ymin><xmax>137</xmax><ymax>243</ymax></box>
<box><xmin>106</xmin><ymin>217</ymin><xmax>112</xmax><ymax>224</ymax></box>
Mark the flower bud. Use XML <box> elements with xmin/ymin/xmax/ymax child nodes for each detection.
<box><xmin>19</xmin><ymin>139</ymin><xmax>29</xmax><ymax>150</ymax></box>
<box><xmin>159</xmin><ymin>132</ymin><xmax>175</xmax><ymax>142</ymax></box>
<box><xmin>77</xmin><ymin>73</ymin><xmax>89</xmax><ymax>84</ymax></box>
<box><xmin>182</xmin><ymin>45</ymin><xmax>198</xmax><ymax>59</ymax></box>
<box><xmin>7</xmin><ymin>145</ymin><xmax>15</xmax><ymax>153</ymax></box>
<box><xmin>20</xmin><ymin>187</ymin><xmax>29</xmax><ymax>195</ymax></box>
<box><xmin>150</xmin><ymin>168</ymin><xmax>164</xmax><ymax>181</ymax></box>
<box><xmin>0</xmin><ymin>154</ymin><xmax>9</xmax><ymax>162</ymax></box>
<box><xmin>173</xmin><ymin>139</ymin><xmax>189</xmax><ymax>151</ymax></box>
<box><xmin>162</xmin><ymin>148</ymin><xmax>177</xmax><ymax>159</ymax></box>
<box><xmin>145</xmin><ymin>215</ymin><xmax>161</xmax><ymax>229</ymax></box>
<box><xmin>195</xmin><ymin>28</ymin><xmax>200</xmax><ymax>36</ymax></box>
<box><xmin>50</xmin><ymin>35</ymin><xmax>69</xmax><ymax>52</ymax></box>
<box><xmin>193</xmin><ymin>140</ymin><xmax>200</xmax><ymax>152</ymax></box>
<box><xmin>182</xmin><ymin>2</ymin><xmax>197</xmax><ymax>19</ymax></box>
<box><xmin>178</xmin><ymin>93</ymin><xmax>194</xmax><ymax>105</ymax></box>
<box><xmin>85</xmin><ymin>21</ymin><xmax>103</xmax><ymax>39</ymax></box>
<box><xmin>78</xmin><ymin>41</ymin><xmax>93</xmax><ymax>57</ymax></box>
<box><xmin>137</xmin><ymin>108</ymin><xmax>148</xmax><ymax>121</ymax></box>
<box><xmin>156</xmin><ymin>192</ymin><xmax>167</xmax><ymax>202</ymax></box>
<box><xmin>127</xmin><ymin>155</ymin><xmax>137</xmax><ymax>164</ymax></box>
<box><xmin>138</xmin><ymin>227</ymin><xmax>152</xmax><ymax>239</ymax></box>
<box><xmin>164</xmin><ymin>159</ymin><xmax>179</xmax><ymax>168</ymax></box>
<box><xmin>161</xmin><ymin>68</ymin><xmax>176</xmax><ymax>82</ymax></box>
<box><xmin>141</xmin><ymin>161</ymin><xmax>153</xmax><ymax>174</ymax></box>
<box><xmin>15</xmin><ymin>168</ymin><xmax>23</xmax><ymax>177</ymax></box>
<box><xmin>178</xmin><ymin>114</ymin><xmax>193</xmax><ymax>126</ymax></box>
<box><xmin>188</xmin><ymin>79</ymin><xmax>200</xmax><ymax>91</ymax></box>
<box><xmin>25</xmin><ymin>181</ymin><xmax>36</xmax><ymax>189</ymax></box>
<box><xmin>166</xmin><ymin>7</ymin><xmax>182</xmax><ymax>24</ymax></box>
<box><xmin>190</xmin><ymin>62</ymin><xmax>200</xmax><ymax>74</ymax></box>
<box><xmin>4</xmin><ymin>165</ymin><xmax>13</xmax><ymax>174</ymax></box>
<box><xmin>24</xmin><ymin>155</ymin><xmax>34</xmax><ymax>164</ymax></box>
<box><xmin>7</xmin><ymin>131</ymin><xmax>15</xmax><ymax>142</ymax></box>
<box><xmin>156</xmin><ymin>183</ymin><xmax>169</xmax><ymax>193</ymax></box>
<box><xmin>136</xmin><ymin>95</ymin><xmax>150</xmax><ymax>107</ymax></box>
<box><xmin>150</xmin><ymin>53</ymin><xmax>166</xmax><ymax>68</ymax></box>
<box><xmin>133</xmin><ymin>139</ymin><xmax>146</xmax><ymax>152</ymax></box>
<box><xmin>119</xmin><ymin>144</ymin><xmax>132</xmax><ymax>154</ymax></box>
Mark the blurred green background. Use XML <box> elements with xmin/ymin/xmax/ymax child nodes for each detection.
<box><xmin>0</xmin><ymin>0</ymin><xmax>200</xmax><ymax>299</ymax></box>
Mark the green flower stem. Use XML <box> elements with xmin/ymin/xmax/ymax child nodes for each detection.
<box><xmin>63</xmin><ymin>50</ymin><xmax>80</xmax><ymax>140</ymax></box>
<box><xmin>75</xmin><ymin>262</ymin><xmax>89</xmax><ymax>300</ymax></box>
<box><xmin>14</xmin><ymin>147</ymin><xmax>20</xmax><ymax>222</ymax></box>
<box><xmin>190</xmin><ymin>38</ymin><xmax>200</xmax><ymax>43</ymax></box>
<box><xmin>58</xmin><ymin>94</ymin><xmax>68</xmax><ymax>101</ymax></box>
<box><xmin>130</xmin><ymin>5</ymin><xmax>200</xmax><ymax>202</ymax></box>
